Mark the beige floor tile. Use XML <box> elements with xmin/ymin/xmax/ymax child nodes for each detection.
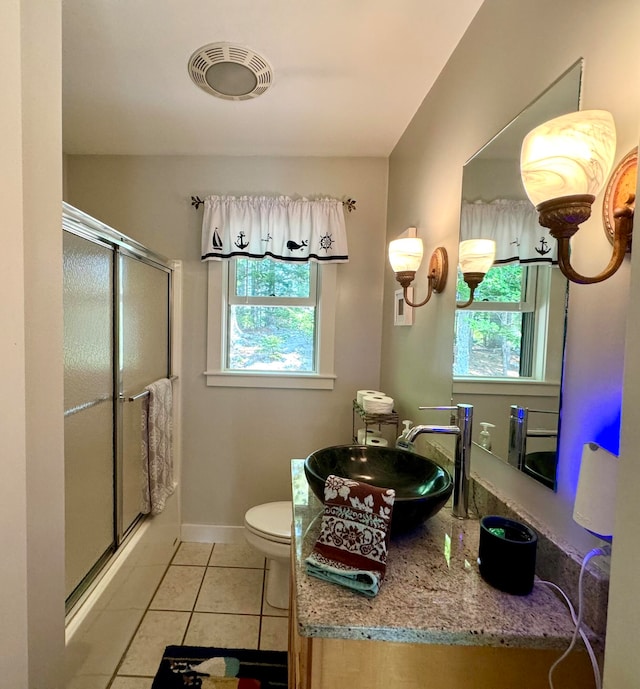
<box><xmin>259</xmin><ymin>616</ymin><xmax>289</xmax><ymax>651</ymax></box>
<box><xmin>195</xmin><ymin>567</ymin><xmax>264</xmax><ymax>615</ymax></box>
<box><xmin>209</xmin><ymin>541</ymin><xmax>265</xmax><ymax>568</ymax></box>
<box><xmin>118</xmin><ymin>610</ymin><xmax>190</xmax><ymax>677</ymax></box>
<box><xmin>111</xmin><ymin>678</ymin><xmax>154</xmax><ymax>689</ymax></box>
<box><xmin>184</xmin><ymin>612</ymin><xmax>260</xmax><ymax>649</ymax></box>
<box><xmin>172</xmin><ymin>542</ymin><xmax>213</xmax><ymax>566</ymax></box>
<box><xmin>104</xmin><ymin>563</ymin><xmax>168</xmax><ymax>612</ymax></box>
<box><xmin>149</xmin><ymin>565</ymin><xmax>205</xmax><ymax>611</ymax></box>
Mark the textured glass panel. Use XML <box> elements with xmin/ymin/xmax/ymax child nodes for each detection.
<box><xmin>63</xmin><ymin>232</ymin><xmax>114</xmax><ymax>410</ymax></box>
<box><xmin>121</xmin><ymin>256</ymin><xmax>170</xmax><ymax>534</ymax></box>
<box><xmin>121</xmin><ymin>257</ymin><xmax>170</xmax><ymax>390</ymax></box>
<box><xmin>64</xmin><ymin>403</ymin><xmax>114</xmax><ymax>598</ymax></box>
<box><xmin>63</xmin><ymin>231</ymin><xmax>114</xmax><ymax>599</ymax></box>
<box><xmin>121</xmin><ymin>396</ymin><xmax>147</xmax><ymax>531</ymax></box>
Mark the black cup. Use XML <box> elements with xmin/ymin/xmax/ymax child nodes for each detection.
<box><xmin>478</xmin><ymin>515</ymin><xmax>538</xmax><ymax>595</ymax></box>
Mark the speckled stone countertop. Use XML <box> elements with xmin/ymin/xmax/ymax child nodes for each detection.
<box><xmin>291</xmin><ymin>460</ymin><xmax>596</xmax><ymax>650</ymax></box>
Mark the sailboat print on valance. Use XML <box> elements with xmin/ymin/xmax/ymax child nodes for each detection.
<box><xmin>200</xmin><ymin>195</ymin><xmax>349</xmax><ymax>263</ymax></box>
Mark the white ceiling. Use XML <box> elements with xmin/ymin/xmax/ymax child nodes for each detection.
<box><xmin>62</xmin><ymin>0</ymin><xmax>484</xmax><ymax>157</ymax></box>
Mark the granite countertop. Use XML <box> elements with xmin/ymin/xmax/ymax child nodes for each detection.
<box><xmin>291</xmin><ymin>459</ymin><xmax>594</xmax><ymax>650</ymax></box>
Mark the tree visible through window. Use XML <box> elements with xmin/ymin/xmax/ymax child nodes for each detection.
<box><xmin>226</xmin><ymin>258</ymin><xmax>318</xmax><ymax>372</ymax></box>
<box><xmin>454</xmin><ymin>264</ymin><xmax>534</xmax><ymax>377</ymax></box>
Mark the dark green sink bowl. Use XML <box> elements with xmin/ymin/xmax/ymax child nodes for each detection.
<box><xmin>304</xmin><ymin>444</ymin><xmax>453</xmax><ymax>536</ymax></box>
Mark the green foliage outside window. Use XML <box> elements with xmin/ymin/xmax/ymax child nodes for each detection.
<box><xmin>228</xmin><ymin>259</ymin><xmax>316</xmax><ymax>371</ymax></box>
<box><xmin>454</xmin><ymin>264</ymin><xmax>527</xmax><ymax>377</ymax></box>
<box><xmin>235</xmin><ymin>258</ymin><xmax>310</xmax><ymax>298</ymax></box>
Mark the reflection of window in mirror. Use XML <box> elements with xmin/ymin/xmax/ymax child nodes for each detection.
<box><xmin>454</xmin><ymin>263</ymin><xmax>565</xmax><ymax>381</ymax></box>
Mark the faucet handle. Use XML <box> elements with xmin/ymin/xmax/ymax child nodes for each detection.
<box><xmin>418</xmin><ymin>405</ymin><xmax>457</xmax><ymax>411</ymax></box>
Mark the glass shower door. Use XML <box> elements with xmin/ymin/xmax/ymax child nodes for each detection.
<box><xmin>118</xmin><ymin>251</ymin><xmax>171</xmax><ymax>539</ymax></box>
<box><xmin>63</xmin><ymin>231</ymin><xmax>115</xmax><ymax>603</ymax></box>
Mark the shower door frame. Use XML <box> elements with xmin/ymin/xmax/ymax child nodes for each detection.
<box><xmin>63</xmin><ymin>203</ymin><xmax>175</xmax><ymax>611</ymax></box>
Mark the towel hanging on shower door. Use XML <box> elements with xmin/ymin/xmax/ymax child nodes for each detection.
<box><xmin>141</xmin><ymin>378</ymin><xmax>175</xmax><ymax>515</ymax></box>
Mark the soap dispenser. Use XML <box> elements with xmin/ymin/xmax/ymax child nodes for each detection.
<box><xmin>479</xmin><ymin>422</ymin><xmax>496</xmax><ymax>451</ymax></box>
<box><xmin>396</xmin><ymin>420</ymin><xmax>415</xmax><ymax>451</ymax></box>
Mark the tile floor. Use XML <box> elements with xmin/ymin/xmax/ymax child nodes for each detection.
<box><xmin>108</xmin><ymin>541</ymin><xmax>289</xmax><ymax>689</ymax></box>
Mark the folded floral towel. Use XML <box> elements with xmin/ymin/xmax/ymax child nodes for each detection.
<box><xmin>305</xmin><ymin>474</ymin><xmax>395</xmax><ymax>597</ymax></box>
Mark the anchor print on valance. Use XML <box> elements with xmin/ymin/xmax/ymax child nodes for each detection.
<box><xmin>460</xmin><ymin>199</ymin><xmax>558</xmax><ymax>266</ymax></box>
<box><xmin>201</xmin><ymin>195</ymin><xmax>349</xmax><ymax>263</ymax></box>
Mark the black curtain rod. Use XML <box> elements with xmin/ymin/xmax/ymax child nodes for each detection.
<box><xmin>190</xmin><ymin>196</ymin><xmax>356</xmax><ymax>212</ymax></box>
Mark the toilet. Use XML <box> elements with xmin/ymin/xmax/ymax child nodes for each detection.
<box><xmin>244</xmin><ymin>501</ymin><xmax>292</xmax><ymax>610</ymax></box>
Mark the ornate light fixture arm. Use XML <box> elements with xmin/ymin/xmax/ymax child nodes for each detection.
<box><xmin>396</xmin><ymin>247</ymin><xmax>448</xmax><ymax>308</ymax></box>
<box><xmin>456</xmin><ymin>273</ymin><xmax>484</xmax><ymax>309</ymax></box>
<box><xmin>540</xmin><ymin>196</ymin><xmax>634</xmax><ymax>285</ymax></box>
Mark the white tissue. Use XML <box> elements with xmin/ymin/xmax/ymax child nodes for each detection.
<box><xmin>365</xmin><ymin>437</ymin><xmax>389</xmax><ymax>447</ymax></box>
<box><xmin>362</xmin><ymin>394</ymin><xmax>394</xmax><ymax>414</ymax></box>
<box><xmin>357</xmin><ymin>389</ymin><xmax>384</xmax><ymax>406</ymax></box>
<box><xmin>573</xmin><ymin>442</ymin><xmax>619</xmax><ymax>538</ymax></box>
<box><xmin>357</xmin><ymin>428</ymin><xmax>381</xmax><ymax>444</ymax></box>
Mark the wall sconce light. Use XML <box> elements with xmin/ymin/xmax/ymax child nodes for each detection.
<box><xmin>388</xmin><ymin>237</ymin><xmax>448</xmax><ymax>307</ymax></box>
<box><xmin>520</xmin><ymin>109</ymin><xmax>634</xmax><ymax>284</ymax></box>
<box><xmin>456</xmin><ymin>239</ymin><xmax>496</xmax><ymax>308</ymax></box>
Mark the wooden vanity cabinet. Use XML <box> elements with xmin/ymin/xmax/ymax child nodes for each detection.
<box><xmin>289</xmin><ymin>560</ymin><xmax>596</xmax><ymax>689</ymax></box>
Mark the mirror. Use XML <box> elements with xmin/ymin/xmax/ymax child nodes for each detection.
<box><xmin>452</xmin><ymin>60</ymin><xmax>583</xmax><ymax>490</ymax></box>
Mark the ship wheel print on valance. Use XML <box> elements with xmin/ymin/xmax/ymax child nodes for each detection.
<box><xmin>200</xmin><ymin>195</ymin><xmax>350</xmax><ymax>263</ymax></box>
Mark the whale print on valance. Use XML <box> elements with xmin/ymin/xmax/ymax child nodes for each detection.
<box><xmin>201</xmin><ymin>195</ymin><xmax>349</xmax><ymax>263</ymax></box>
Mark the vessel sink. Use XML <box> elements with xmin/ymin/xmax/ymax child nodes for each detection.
<box><xmin>523</xmin><ymin>451</ymin><xmax>557</xmax><ymax>490</ymax></box>
<box><xmin>304</xmin><ymin>444</ymin><xmax>453</xmax><ymax>536</ymax></box>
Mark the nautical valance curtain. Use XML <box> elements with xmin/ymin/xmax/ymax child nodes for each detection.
<box><xmin>460</xmin><ymin>199</ymin><xmax>558</xmax><ymax>266</ymax></box>
<box><xmin>201</xmin><ymin>195</ymin><xmax>349</xmax><ymax>263</ymax></box>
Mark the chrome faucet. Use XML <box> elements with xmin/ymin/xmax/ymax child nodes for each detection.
<box><xmin>406</xmin><ymin>404</ymin><xmax>474</xmax><ymax>519</ymax></box>
<box><xmin>508</xmin><ymin>405</ymin><xmax>558</xmax><ymax>471</ymax></box>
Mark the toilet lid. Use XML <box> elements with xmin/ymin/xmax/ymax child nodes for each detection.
<box><xmin>245</xmin><ymin>501</ymin><xmax>292</xmax><ymax>541</ymax></box>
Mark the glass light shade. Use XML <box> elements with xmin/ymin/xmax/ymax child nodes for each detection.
<box><xmin>459</xmin><ymin>239</ymin><xmax>496</xmax><ymax>274</ymax></box>
<box><xmin>520</xmin><ymin>109</ymin><xmax>616</xmax><ymax>207</ymax></box>
<box><xmin>388</xmin><ymin>237</ymin><xmax>424</xmax><ymax>273</ymax></box>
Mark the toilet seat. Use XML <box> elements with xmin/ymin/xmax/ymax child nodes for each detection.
<box><xmin>244</xmin><ymin>501</ymin><xmax>292</xmax><ymax>544</ymax></box>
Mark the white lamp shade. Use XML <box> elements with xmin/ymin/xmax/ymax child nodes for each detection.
<box><xmin>520</xmin><ymin>109</ymin><xmax>616</xmax><ymax>207</ymax></box>
<box><xmin>459</xmin><ymin>239</ymin><xmax>496</xmax><ymax>274</ymax></box>
<box><xmin>389</xmin><ymin>237</ymin><xmax>423</xmax><ymax>273</ymax></box>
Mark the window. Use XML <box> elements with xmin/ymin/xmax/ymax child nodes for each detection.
<box><xmin>453</xmin><ymin>264</ymin><xmax>551</xmax><ymax>379</ymax></box>
<box><xmin>205</xmin><ymin>258</ymin><xmax>337</xmax><ymax>389</ymax></box>
<box><xmin>227</xmin><ymin>258</ymin><xmax>317</xmax><ymax>372</ymax></box>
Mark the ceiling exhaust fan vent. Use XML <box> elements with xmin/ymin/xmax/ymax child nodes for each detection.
<box><xmin>188</xmin><ymin>42</ymin><xmax>273</xmax><ymax>101</ymax></box>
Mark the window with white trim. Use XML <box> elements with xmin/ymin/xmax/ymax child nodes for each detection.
<box><xmin>227</xmin><ymin>257</ymin><xmax>317</xmax><ymax>371</ymax></box>
<box><xmin>205</xmin><ymin>258</ymin><xmax>337</xmax><ymax>389</ymax></box>
<box><xmin>453</xmin><ymin>263</ymin><xmax>559</xmax><ymax>380</ymax></box>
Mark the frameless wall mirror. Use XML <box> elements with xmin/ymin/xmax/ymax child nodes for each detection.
<box><xmin>452</xmin><ymin>60</ymin><xmax>583</xmax><ymax>490</ymax></box>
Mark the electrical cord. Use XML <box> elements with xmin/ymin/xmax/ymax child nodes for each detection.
<box><xmin>539</xmin><ymin>580</ymin><xmax>601</xmax><ymax>689</ymax></box>
<box><xmin>538</xmin><ymin>545</ymin><xmax>610</xmax><ymax>689</ymax></box>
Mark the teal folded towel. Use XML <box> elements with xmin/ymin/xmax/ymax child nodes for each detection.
<box><xmin>305</xmin><ymin>552</ymin><xmax>383</xmax><ymax>596</ymax></box>
<box><xmin>305</xmin><ymin>474</ymin><xmax>395</xmax><ymax>597</ymax></box>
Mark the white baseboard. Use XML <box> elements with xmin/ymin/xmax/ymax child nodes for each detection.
<box><xmin>181</xmin><ymin>523</ymin><xmax>246</xmax><ymax>544</ymax></box>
